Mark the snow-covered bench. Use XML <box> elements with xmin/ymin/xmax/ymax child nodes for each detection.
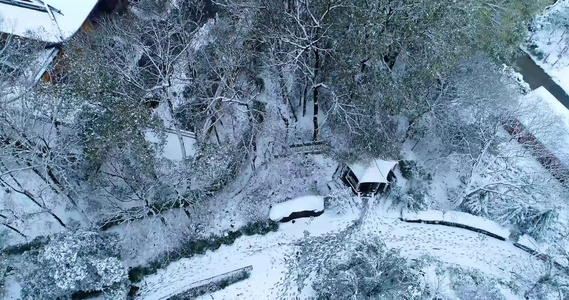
<box><xmin>269</xmin><ymin>196</ymin><xmax>325</xmax><ymax>222</ymax></box>
<box><xmin>401</xmin><ymin>210</ymin><xmax>511</xmax><ymax>241</ymax></box>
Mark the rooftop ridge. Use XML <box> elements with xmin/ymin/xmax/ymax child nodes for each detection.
<box><xmin>0</xmin><ymin>0</ymin><xmax>48</xmax><ymax>13</ymax></box>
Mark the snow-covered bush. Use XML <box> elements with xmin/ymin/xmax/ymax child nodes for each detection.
<box><xmin>391</xmin><ymin>160</ymin><xmax>433</xmax><ymax>212</ymax></box>
<box><xmin>398</xmin><ymin>160</ymin><xmax>431</xmax><ymax>181</ymax></box>
<box><xmin>447</xmin><ymin>267</ymin><xmax>506</xmax><ymax>300</ymax></box>
<box><xmin>190</xmin><ymin>142</ymin><xmax>244</xmax><ymax>191</ymax></box>
<box><xmin>454</xmin><ymin>285</ymin><xmax>505</xmax><ymax>300</ymax></box>
<box><xmin>312</xmin><ymin>238</ymin><xmax>425</xmax><ymax>300</ymax></box>
<box><xmin>324</xmin><ymin>188</ymin><xmax>356</xmax><ymax>214</ymax></box>
<box><xmin>391</xmin><ymin>184</ymin><xmax>430</xmax><ymax>212</ymax></box>
<box><xmin>526</xmin><ymin>43</ymin><xmax>546</xmax><ymax>60</ymax></box>
<box><xmin>495</xmin><ymin>202</ymin><xmax>559</xmax><ymax>239</ymax></box>
<box><xmin>17</xmin><ymin>231</ymin><xmax>128</xmax><ymax>300</ymax></box>
<box><xmin>462</xmin><ymin>190</ymin><xmax>559</xmax><ymax>240</ymax></box>
<box><xmin>520</xmin><ymin>257</ymin><xmax>569</xmax><ymax>300</ymax></box>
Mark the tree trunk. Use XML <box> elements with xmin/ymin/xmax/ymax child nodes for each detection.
<box><xmin>0</xmin><ymin>213</ymin><xmax>24</xmax><ymax>237</ymax></box>
<box><xmin>1</xmin><ymin>222</ymin><xmax>27</xmax><ymax>238</ymax></box>
<box><xmin>312</xmin><ymin>48</ymin><xmax>320</xmax><ymax>141</ymax></box>
<box><xmin>278</xmin><ymin>68</ymin><xmax>297</xmax><ymax>122</ymax></box>
<box><xmin>302</xmin><ymin>79</ymin><xmax>309</xmax><ymax>117</ymax></box>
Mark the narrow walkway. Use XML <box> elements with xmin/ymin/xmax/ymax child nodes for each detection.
<box><xmin>515</xmin><ymin>51</ymin><xmax>569</xmax><ymax>108</ymax></box>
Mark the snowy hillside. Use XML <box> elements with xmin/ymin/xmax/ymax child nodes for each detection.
<box><xmin>1</xmin><ymin>0</ymin><xmax>568</xmax><ymax>299</ymax></box>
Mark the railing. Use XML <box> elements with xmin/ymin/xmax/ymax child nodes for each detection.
<box><xmin>289</xmin><ymin>141</ymin><xmax>328</xmax><ymax>155</ymax></box>
<box><xmin>163</xmin><ymin>128</ymin><xmax>196</xmax><ymax>139</ymax></box>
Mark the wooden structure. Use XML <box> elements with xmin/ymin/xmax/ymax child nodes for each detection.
<box><xmin>0</xmin><ymin>0</ymin><xmax>128</xmax><ymax>83</ymax></box>
<box><xmin>338</xmin><ymin>159</ymin><xmax>398</xmax><ymax>196</ymax></box>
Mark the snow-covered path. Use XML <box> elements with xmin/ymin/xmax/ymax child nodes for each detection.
<box><xmin>362</xmin><ymin>210</ymin><xmax>537</xmax><ymax>280</ymax></box>
<box><xmin>136</xmin><ymin>211</ymin><xmax>360</xmax><ymax>300</ymax></box>
<box><xmin>137</xmin><ymin>202</ymin><xmax>544</xmax><ymax>300</ymax></box>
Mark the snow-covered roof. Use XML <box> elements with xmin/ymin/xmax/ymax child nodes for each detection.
<box><xmin>0</xmin><ymin>0</ymin><xmax>99</xmax><ymax>43</ymax></box>
<box><xmin>269</xmin><ymin>196</ymin><xmax>324</xmax><ymax>222</ymax></box>
<box><xmin>348</xmin><ymin>159</ymin><xmax>398</xmax><ymax>184</ymax></box>
<box><xmin>518</xmin><ymin>86</ymin><xmax>569</xmax><ymax>162</ymax></box>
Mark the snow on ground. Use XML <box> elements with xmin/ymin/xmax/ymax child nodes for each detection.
<box><xmin>136</xmin><ymin>194</ymin><xmax>547</xmax><ymax>300</ymax></box>
<box><xmin>519</xmin><ymin>86</ymin><xmax>569</xmax><ymax>162</ymax></box>
<box><xmin>0</xmin><ymin>165</ymin><xmax>81</xmax><ymax>245</ymax></box>
<box><xmin>527</xmin><ymin>0</ymin><xmax>569</xmax><ymax>94</ymax></box>
<box><xmin>269</xmin><ymin>196</ymin><xmax>324</xmax><ymax>221</ymax></box>
<box><xmin>145</xmin><ymin>131</ymin><xmax>196</xmax><ymax>161</ymax></box>
<box><xmin>136</xmin><ymin>210</ymin><xmax>360</xmax><ymax>300</ymax></box>
<box><xmin>359</xmin><ymin>202</ymin><xmax>545</xmax><ymax>284</ymax></box>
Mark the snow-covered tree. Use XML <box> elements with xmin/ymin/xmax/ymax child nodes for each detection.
<box><xmin>17</xmin><ymin>231</ymin><xmax>128</xmax><ymax>300</ymax></box>
<box><xmin>0</xmin><ymin>30</ymin><xmax>87</xmax><ymax>235</ymax></box>
<box><xmin>218</xmin><ymin>0</ymin><xmax>547</xmax><ymax>162</ymax></box>
<box><xmin>181</xmin><ymin>15</ymin><xmax>265</xmax><ymax>170</ymax></box>
<box><xmin>406</xmin><ymin>55</ymin><xmax>565</xmax><ymax>238</ymax></box>
<box><xmin>312</xmin><ymin>237</ymin><xmax>426</xmax><ymax>300</ymax></box>
<box><xmin>520</xmin><ymin>250</ymin><xmax>569</xmax><ymax>300</ymax></box>
<box><xmin>493</xmin><ymin>201</ymin><xmax>559</xmax><ymax>238</ymax></box>
<box><xmin>280</xmin><ymin>232</ymin><xmax>426</xmax><ymax>299</ymax></box>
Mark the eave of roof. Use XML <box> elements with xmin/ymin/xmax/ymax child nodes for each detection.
<box><xmin>0</xmin><ymin>0</ymin><xmax>100</xmax><ymax>43</ymax></box>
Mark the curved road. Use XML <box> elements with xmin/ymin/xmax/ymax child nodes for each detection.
<box><xmin>516</xmin><ymin>51</ymin><xmax>569</xmax><ymax>108</ymax></box>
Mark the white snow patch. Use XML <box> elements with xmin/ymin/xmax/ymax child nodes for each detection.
<box><xmin>517</xmin><ymin>234</ymin><xmax>541</xmax><ymax>252</ymax></box>
<box><xmin>269</xmin><ymin>195</ymin><xmax>324</xmax><ymax>222</ymax></box>
<box><xmin>3</xmin><ymin>278</ymin><xmax>22</xmax><ymax>300</ymax></box>
<box><xmin>519</xmin><ymin>86</ymin><xmax>569</xmax><ymax>162</ymax></box>
<box><xmin>348</xmin><ymin>159</ymin><xmax>398</xmax><ymax>184</ymax></box>
<box><xmin>402</xmin><ymin>210</ymin><xmax>445</xmax><ymax>221</ymax></box>
<box><xmin>145</xmin><ymin>131</ymin><xmax>196</xmax><ymax>161</ymax></box>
